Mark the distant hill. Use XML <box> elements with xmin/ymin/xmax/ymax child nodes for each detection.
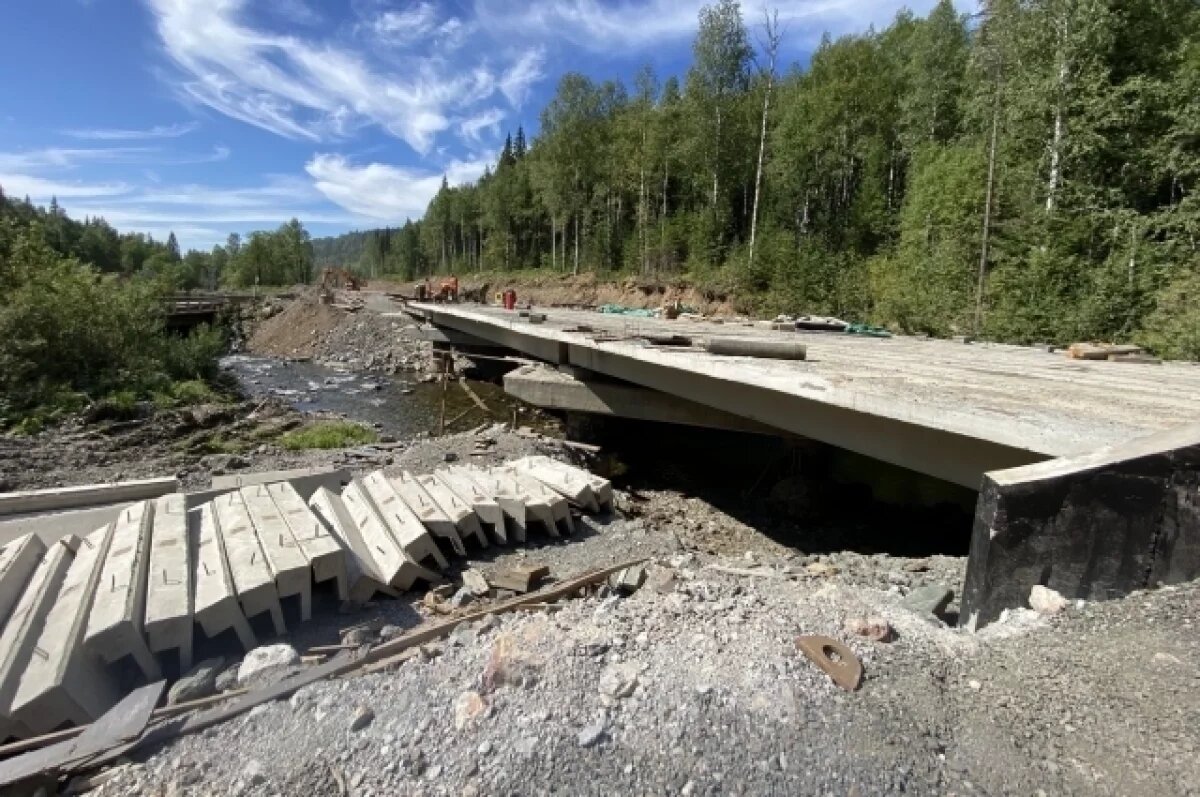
<box><xmin>311</xmin><ymin>229</ymin><xmax>375</xmax><ymax>269</ymax></box>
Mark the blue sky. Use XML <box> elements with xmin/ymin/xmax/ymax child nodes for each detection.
<box><xmin>0</xmin><ymin>0</ymin><xmax>960</xmax><ymax>252</ymax></box>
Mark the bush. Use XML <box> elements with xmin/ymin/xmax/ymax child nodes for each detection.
<box><xmin>278</xmin><ymin>421</ymin><xmax>378</xmax><ymax>450</ymax></box>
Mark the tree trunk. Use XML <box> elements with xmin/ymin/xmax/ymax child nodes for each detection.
<box><xmin>749</xmin><ymin>19</ymin><xmax>777</xmax><ymax>271</ymax></box>
<box><xmin>573</xmin><ymin>214</ymin><xmax>580</xmax><ymax>276</ymax></box>
<box><xmin>976</xmin><ymin>90</ymin><xmax>1001</xmax><ymax>336</ymax></box>
<box><xmin>551</xmin><ymin>215</ymin><xmax>557</xmax><ymax>271</ymax></box>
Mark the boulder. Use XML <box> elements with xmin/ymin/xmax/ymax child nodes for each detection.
<box><xmin>168</xmin><ymin>657</ymin><xmax>225</xmax><ymax>705</ymax></box>
<box><xmin>237</xmin><ymin>643</ymin><xmax>300</xmax><ymax>689</ymax></box>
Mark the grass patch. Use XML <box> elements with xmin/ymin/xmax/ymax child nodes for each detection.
<box><xmin>278</xmin><ymin>421</ymin><xmax>377</xmax><ymax>451</ymax></box>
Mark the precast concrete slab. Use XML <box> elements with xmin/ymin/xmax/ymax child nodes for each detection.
<box><xmin>210</xmin><ymin>467</ymin><xmax>351</xmax><ymax>500</ymax></box>
<box><xmin>193</xmin><ymin>503</ymin><xmax>256</xmax><ymax>651</ymax></box>
<box><xmin>414</xmin><ymin>473</ymin><xmax>489</xmax><ymax>549</ymax></box>
<box><xmin>414</xmin><ymin>304</ymin><xmax>1200</xmax><ymax>488</ymax></box>
<box><xmin>267</xmin><ymin>482</ymin><xmax>348</xmax><ymax>602</ymax></box>
<box><xmin>512</xmin><ymin>457</ymin><xmax>600</xmax><ymax>512</ymax></box>
<box><xmin>341</xmin><ymin>480</ymin><xmax>438</xmax><ymax>591</ymax></box>
<box><xmin>391</xmin><ymin>473</ymin><xmax>466</xmax><ymax>556</ymax></box>
<box><xmin>143</xmin><ymin>494</ymin><xmax>193</xmax><ymax>671</ymax></box>
<box><xmin>0</xmin><ymin>534</ymin><xmax>46</xmax><ymax>626</ymax></box>
<box><xmin>0</xmin><ymin>478</ymin><xmax>179</xmax><ymax>518</ymax></box>
<box><xmin>239</xmin><ymin>485</ymin><xmax>313</xmax><ymax>622</ymax></box>
<box><xmin>360</xmin><ymin>472</ymin><xmax>450</xmax><ymax>570</ymax></box>
<box><xmin>522</xmin><ymin>457</ymin><xmax>614</xmax><ymax>510</ymax></box>
<box><xmin>307</xmin><ymin>487</ymin><xmax>398</xmax><ymax>603</ymax></box>
<box><xmin>494</xmin><ymin>467</ymin><xmax>572</xmax><ymax>535</ymax></box>
<box><xmin>212</xmin><ymin>492</ymin><xmax>285</xmax><ymax>636</ymax></box>
<box><xmin>432</xmin><ymin>469</ymin><xmax>507</xmax><ymax>543</ymax></box>
<box><xmin>84</xmin><ymin>500</ymin><xmax>161</xmax><ymax>680</ymax></box>
<box><xmin>452</xmin><ymin>466</ymin><xmax>529</xmax><ymax>543</ymax></box>
<box><xmin>11</xmin><ymin>524</ymin><xmax>121</xmax><ymax>735</ymax></box>
<box><xmin>0</xmin><ymin>537</ymin><xmax>77</xmax><ymax>741</ymax></box>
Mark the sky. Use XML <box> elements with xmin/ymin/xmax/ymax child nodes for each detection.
<box><xmin>0</xmin><ymin>0</ymin><xmax>962</xmax><ymax>252</ymax></box>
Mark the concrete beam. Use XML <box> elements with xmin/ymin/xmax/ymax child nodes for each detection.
<box><xmin>340</xmin><ymin>480</ymin><xmax>439</xmax><ymax>591</ymax></box>
<box><xmin>452</xmin><ymin>466</ymin><xmax>529</xmax><ymax>543</ymax></box>
<box><xmin>239</xmin><ymin>486</ymin><xmax>313</xmax><ymax>622</ymax></box>
<box><xmin>212</xmin><ymin>492</ymin><xmax>285</xmax><ymax>636</ymax></box>
<box><xmin>512</xmin><ymin>457</ymin><xmax>600</xmax><ymax>513</ymax></box>
<box><xmin>413</xmin><ymin>473</ymin><xmax>489</xmax><ymax>549</ymax></box>
<box><xmin>504</xmin><ymin>364</ymin><xmax>778</xmax><ymax>434</ymax></box>
<box><xmin>84</xmin><ymin>501</ymin><xmax>161</xmax><ymax>680</ymax></box>
<box><xmin>0</xmin><ymin>537</ymin><xmax>77</xmax><ymax>741</ymax></box>
<box><xmin>962</xmin><ymin>424</ymin><xmax>1200</xmax><ymax>628</ymax></box>
<box><xmin>193</xmin><ymin>503</ymin><xmax>256</xmax><ymax>651</ymax></box>
<box><xmin>11</xmin><ymin>524</ymin><xmax>121</xmax><ymax>734</ymax></box>
<box><xmin>391</xmin><ymin>473</ymin><xmax>466</xmax><ymax>556</ymax></box>
<box><xmin>360</xmin><ymin>472</ymin><xmax>450</xmax><ymax>571</ymax></box>
<box><xmin>0</xmin><ymin>534</ymin><xmax>46</xmax><ymax>626</ymax></box>
<box><xmin>416</xmin><ymin>325</ymin><xmax>509</xmax><ymax>349</ymax></box>
<box><xmin>267</xmin><ymin>482</ymin><xmax>348</xmax><ymax>602</ymax></box>
<box><xmin>210</xmin><ymin>467</ymin><xmax>351</xmax><ymax>501</ymax></box>
<box><xmin>496</xmin><ymin>467</ymin><xmax>574</xmax><ymax>535</ymax></box>
<box><xmin>307</xmin><ymin>487</ymin><xmax>403</xmax><ymax>602</ymax></box>
<box><xmin>433</xmin><ymin>469</ymin><xmax>507</xmax><ymax>543</ymax></box>
<box><xmin>143</xmin><ymin>494</ymin><xmax>194</xmax><ymax>671</ymax></box>
<box><xmin>0</xmin><ymin>478</ymin><xmax>178</xmax><ymax>517</ymax></box>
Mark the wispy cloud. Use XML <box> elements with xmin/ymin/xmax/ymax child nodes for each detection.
<box><xmin>147</xmin><ymin>0</ymin><xmax>541</xmax><ymax>154</ymax></box>
<box><xmin>305</xmin><ymin>153</ymin><xmax>492</xmax><ymax>221</ymax></box>
<box><xmin>499</xmin><ymin>50</ymin><xmax>545</xmax><ymax>107</ymax></box>
<box><xmin>0</xmin><ymin>144</ymin><xmax>228</xmax><ymax>171</ymax></box>
<box><xmin>0</xmin><ymin>174</ymin><xmax>132</xmax><ymax>199</ymax></box>
<box><xmin>62</xmin><ymin>122</ymin><xmax>198</xmax><ymax>140</ymax></box>
<box><xmin>458</xmin><ymin>108</ymin><xmax>505</xmax><ymax>144</ymax></box>
<box><xmin>474</xmin><ymin>0</ymin><xmax>964</xmax><ymax>52</ymax></box>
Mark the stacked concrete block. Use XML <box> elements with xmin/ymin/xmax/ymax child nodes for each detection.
<box><xmin>341</xmin><ymin>479</ymin><xmax>438</xmax><ymax>591</ymax></box>
<box><xmin>433</xmin><ymin>468</ymin><xmax>507</xmax><ymax>543</ymax></box>
<box><xmin>144</xmin><ymin>494</ymin><xmax>194</xmax><ymax>671</ymax></box>
<box><xmin>390</xmin><ymin>472</ymin><xmax>466</xmax><ymax>556</ymax></box>
<box><xmin>84</xmin><ymin>499</ymin><xmax>161</xmax><ymax>679</ymax></box>
<box><xmin>212</xmin><ymin>491</ymin><xmax>285</xmax><ymax>636</ymax></box>
<box><xmin>512</xmin><ymin>456</ymin><xmax>612</xmax><ymax>512</ymax></box>
<box><xmin>10</xmin><ymin>523</ymin><xmax>120</xmax><ymax>734</ymax></box>
<box><xmin>240</xmin><ymin>485</ymin><xmax>313</xmax><ymax>622</ymax></box>
<box><xmin>308</xmin><ymin>487</ymin><xmax>401</xmax><ymax>603</ymax></box>
<box><xmin>193</xmin><ymin>503</ymin><xmax>256</xmax><ymax>651</ymax></box>
<box><xmin>361</xmin><ymin>471</ymin><xmax>450</xmax><ymax>571</ymax></box>
<box><xmin>267</xmin><ymin>481</ymin><xmax>348</xmax><ymax>602</ymax></box>
<box><xmin>414</xmin><ymin>473</ymin><xmax>489</xmax><ymax>548</ymax></box>
<box><xmin>0</xmin><ymin>537</ymin><xmax>78</xmax><ymax>740</ymax></box>
<box><xmin>0</xmin><ymin>534</ymin><xmax>46</xmax><ymax>626</ymax></box>
<box><xmin>451</xmin><ymin>466</ymin><xmax>530</xmax><ymax>543</ymax></box>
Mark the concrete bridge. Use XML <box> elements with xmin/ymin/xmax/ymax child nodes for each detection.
<box><xmin>409</xmin><ymin>302</ymin><xmax>1200</xmax><ymax>626</ymax></box>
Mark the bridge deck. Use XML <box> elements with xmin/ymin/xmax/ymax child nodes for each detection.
<box><xmin>411</xmin><ymin>303</ymin><xmax>1200</xmax><ymax>488</ymax></box>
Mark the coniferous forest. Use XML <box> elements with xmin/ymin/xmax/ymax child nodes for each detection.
<box><xmin>314</xmin><ymin>0</ymin><xmax>1200</xmax><ymax>356</ymax></box>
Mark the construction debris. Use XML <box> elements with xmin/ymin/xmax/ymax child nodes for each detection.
<box><xmin>0</xmin><ymin>455</ymin><xmax>615</xmax><ymax>739</ymax></box>
<box><xmin>795</xmin><ymin>635</ymin><xmax>863</xmax><ymax>692</ymax></box>
<box><xmin>1067</xmin><ymin>342</ymin><xmax>1144</xmax><ymax>360</ymax></box>
<box><xmin>490</xmin><ymin>564</ymin><xmax>550</xmax><ymax>594</ymax></box>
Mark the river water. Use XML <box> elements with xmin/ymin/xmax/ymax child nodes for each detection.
<box><xmin>220</xmin><ymin>355</ymin><xmax>542</xmax><ymax>438</ymax></box>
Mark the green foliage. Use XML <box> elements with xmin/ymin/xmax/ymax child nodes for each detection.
<box><xmin>278</xmin><ymin>421</ymin><xmax>378</xmax><ymax>451</ymax></box>
<box><xmin>1137</xmin><ymin>268</ymin><xmax>1200</xmax><ymax>359</ymax></box>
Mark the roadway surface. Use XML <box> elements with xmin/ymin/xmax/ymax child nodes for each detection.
<box><xmin>411</xmin><ymin>302</ymin><xmax>1200</xmax><ymax>488</ymax></box>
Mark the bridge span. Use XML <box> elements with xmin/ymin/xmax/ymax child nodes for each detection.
<box><xmin>410</xmin><ymin>301</ymin><xmax>1200</xmax><ymax>626</ymax></box>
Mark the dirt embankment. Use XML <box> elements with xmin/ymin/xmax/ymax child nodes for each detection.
<box><xmin>374</xmin><ymin>273</ymin><xmax>742</xmax><ymax>316</ymax></box>
<box><xmin>245</xmin><ymin>289</ymin><xmax>434</xmax><ymax>374</ymax></box>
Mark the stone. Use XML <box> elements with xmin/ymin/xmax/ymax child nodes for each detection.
<box><xmin>900</xmin><ymin>584</ymin><xmax>954</xmax><ymax>616</ymax></box>
<box><xmin>168</xmin><ymin>657</ymin><xmax>226</xmax><ymax>705</ymax></box>
<box><xmin>968</xmin><ymin>679</ymin><xmax>982</xmax><ymax>691</ymax></box>
<box><xmin>342</xmin><ymin>627</ymin><xmax>375</xmax><ymax>646</ymax></box>
<box><xmin>454</xmin><ymin>691</ymin><xmax>487</xmax><ymax>730</ymax></box>
<box><xmin>462</xmin><ymin>569</ymin><xmax>490</xmax><ymax>596</ymax></box>
<box><xmin>243</xmin><ymin>760</ymin><xmax>266</xmax><ymax>786</ymax></box>
<box><xmin>380</xmin><ymin>624</ymin><xmax>404</xmax><ymax>640</ymax></box>
<box><xmin>477</xmin><ymin>740</ymin><xmax>493</xmax><ymax>756</ymax></box>
<box><xmin>598</xmin><ymin>663</ymin><xmax>639</xmax><ymax>699</ymax></box>
<box><xmin>237</xmin><ymin>643</ymin><xmax>300</xmax><ymax>688</ymax></box>
<box><xmin>577</xmin><ymin>717</ymin><xmax>607</xmax><ymax>747</ymax></box>
<box><xmin>805</xmin><ymin>561</ymin><xmax>839</xmax><ymax>577</ymax></box>
<box><xmin>843</xmin><ymin>617</ymin><xmax>895</xmax><ymax>643</ymax></box>
<box><xmin>350</xmin><ymin>705</ymin><xmax>375</xmax><ymax>731</ymax></box>
<box><xmin>449</xmin><ymin>587</ymin><xmax>475</xmax><ymax>609</ymax></box>
<box><xmin>1029</xmin><ymin>585</ymin><xmax>1069</xmax><ymax>615</ymax></box>
<box><xmin>444</xmin><ymin>452</ymin><xmax>459</xmax><ymax>462</ymax></box>
<box><xmin>215</xmin><ymin>662</ymin><xmax>242</xmax><ymax>693</ymax></box>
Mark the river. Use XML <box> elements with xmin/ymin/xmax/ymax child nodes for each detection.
<box><xmin>220</xmin><ymin>355</ymin><xmax>548</xmax><ymax>438</ymax></box>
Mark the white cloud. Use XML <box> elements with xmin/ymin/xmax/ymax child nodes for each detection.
<box><xmin>459</xmin><ymin>107</ymin><xmax>505</xmax><ymax>143</ymax></box>
<box><xmin>62</xmin><ymin>122</ymin><xmax>198</xmax><ymax>140</ymax></box>
<box><xmin>0</xmin><ymin>174</ymin><xmax>132</xmax><ymax>199</ymax></box>
<box><xmin>474</xmin><ymin>0</ymin><xmax>967</xmax><ymax>52</ymax></box>
<box><xmin>499</xmin><ymin>50</ymin><xmax>545</xmax><ymax>107</ymax></box>
<box><xmin>0</xmin><ymin>147</ymin><xmax>155</xmax><ymax>171</ymax></box>
<box><xmin>305</xmin><ymin>153</ymin><xmax>492</xmax><ymax>221</ymax></box>
<box><xmin>147</xmin><ymin>0</ymin><xmax>538</xmax><ymax>154</ymax></box>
